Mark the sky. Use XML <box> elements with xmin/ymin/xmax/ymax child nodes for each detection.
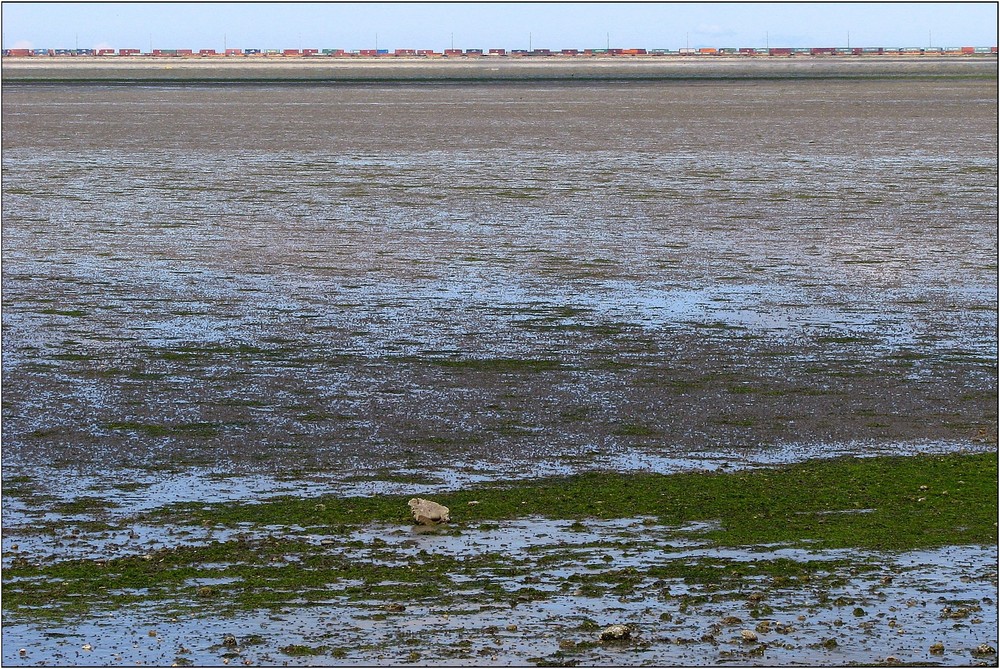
<box><xmin>1</xmin><ymin>2</ymin><xmax>997</xmax><ymax>52</ymax></box>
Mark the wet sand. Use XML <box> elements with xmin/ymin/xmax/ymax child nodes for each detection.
<box><xmin>2</xmin><ymin>55</ymin><xmax>996</xmax><ymax>82</ymax></box>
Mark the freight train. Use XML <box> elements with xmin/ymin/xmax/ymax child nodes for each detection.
<box><xmin>3</xmin><ymin>45</ymin><xmax>998</xmax><ymax>58</ymax></box>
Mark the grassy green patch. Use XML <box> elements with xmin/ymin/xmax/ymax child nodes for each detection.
<box><xmin>153</xmin><ymin>453</ymin><xmax>995</xmax><ymax>551</ymax></box>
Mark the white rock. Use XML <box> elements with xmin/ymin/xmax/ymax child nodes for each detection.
<box><xmin>408</xmin><ymin>498</ymin><xmax>450</xmax><ymax>525</ymax></box>
<box><xmin>600</xmin><ymin>624</ymin><xmax>631</xmax><ymax>641</ymax></box>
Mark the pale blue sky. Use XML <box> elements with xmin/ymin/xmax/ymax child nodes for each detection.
<box><xmin>2</xmin><ymin>2</ymin><xmax>997</xmax><ymax>52</ymax></box>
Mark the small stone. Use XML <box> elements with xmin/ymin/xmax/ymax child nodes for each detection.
<box><xmin>467</xmin><ymin>501</ymin><xmax>480</xmax><ymax>506</ymax></box>
<box><xmin>222</xmin><ymin>634</ymin><xmax>237</xmax><ymax>648</ymax></box>
<box><xmin>721</xmin><ymin>616</ymin><xmax>743</xmax><ymax>626</ymax></box>
<box><xmin>82</xmin><ymin>644</ymin><xmax>93</xmax><ymax>651</ymax></box>
<box><xmin>559</xmin><ymin>639</ymin><xmax>576</xmax><ymax>649</ymax></box>
<box><xmin>18</xmin><ymin>649</ymin><xmax>27</xmax><ymax>656</ymax></box>
<box><xmin>149</xmin><ymin>630</ymin><xmax>157</xmax><ymax>637</ymax></box>
<box><xmin>740</xmin><ymin>630</ymin><xmax>758</xmax><ymax>643</ymax></box>
<box><xmin>384</xmin><ymin>603</ymin><xmax>406</xmax><ymax>612</ymax></box>
<box><xmin>929</xmin><ymin>642</ymin><xmax>945</xmax><ymax>654</ymax></box>
<box><xmin>408</xmin><ymin>498</ymin><xmax>450</xmax><ymax>525</ymax></box>
<box><xmin>885</xmin><ymin>655</ymin><xmax>901</xmax><ymax>664</ymax></box>
<box><xmin>972</xmin><ymin>644</ymin><xmax>997</xmax><ymax>656</ymax></box>
<box><xmin>600</xmin><ymin>624</ymin><xmax>631</xmax><ymax>641</ymax></box>
<box><xmin>506</xmin><ymin>625</ymin><xmax>517</xmax><ymax>632</ymax></box>
<box><xmin>755</xmin><ymin>621</ymin><xmax>772</xmax><ymax>634</ymax></box>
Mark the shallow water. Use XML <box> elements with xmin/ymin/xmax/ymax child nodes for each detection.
<box><xmin>3</xmin><ymin>519</ymin><xmax>996</xmax><ymax>667</ymax></box>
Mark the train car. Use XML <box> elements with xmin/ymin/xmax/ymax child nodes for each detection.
<box><xmin>716</xmin><ymin>47</ymin><xmax>737</xmax><ymax>55</ymax></box>
<box><xmin>488</xmin><ymin>48</ymin><xmax>506</xmax><ymax>56</ymax></box>
<box><xmin>225</xmin><ymin>48</ymin><xmax>243</xmax><ymax>56</ymax></box>
<box><xmin>7</xmin><ymin>48</ymin><xmax>32</xmax><ymax>57</ymax></box>
<box><xmin>243</xmin><ymin>48</ymin><xmax>262</xmax><ymax>56</ymax></box>
<box><xmin>768</xmin><ymin>47</ymin><xmax>792</xmax><ymax>56</ymax></box>
<box><xmin>810</xmin><ymin>47</ymin><xmax>835</xmax><ymax>55</ymax></box>
<box><xmin>119</xmin><ymin>48</ymin><xmax>141</xmax><ymax>56</ymax></box>
<box><xmin>418</xmin><ymin>49</ymin><xmax>440</xmax><ymax>57</ymax></box>
<box><xmin>443</xmin><ymin>48</ymin><xmax>463</xmax><ymax>57</ymax></box>
<box><xmin>465</xmin><ymin>48</ymin><xmax>484</xmax><ymax>56</ymax></box>
<box><xmin>199</xmin><ymin>49</ymin><xmax>217</xmax><ymax>56</ymax></box>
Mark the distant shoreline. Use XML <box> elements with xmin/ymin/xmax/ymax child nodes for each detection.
<box><xmin>3</xmin><ymin>56</ymin><xmax>996</xmax><ymax>82</ymax></box>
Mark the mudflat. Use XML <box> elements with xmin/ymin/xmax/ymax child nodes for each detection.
<box><xmin>3</xmin><ymin>79</ymin><xmax>996</xmax><ymax>474</ymax></box>
<box><xmin>1</xmin><ymin>78</ymin><xmax>997</xmax><ymax>665</ymax></box>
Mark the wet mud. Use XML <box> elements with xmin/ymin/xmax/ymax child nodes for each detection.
<box><xmin>2</xmin><ymin>79</ymin><xmax>997</xmax><ymax>665</ymax></box>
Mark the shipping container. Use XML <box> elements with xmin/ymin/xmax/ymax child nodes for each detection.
<box><xmin>394</xmin><ymin>48</ymin><xmax>416</xmax><ymax>56</ymax></box>
<box><xmin>8</xmin><ymin>48</ymin><xmax>32</xmax><ymax>57</ymax></box>
<box><xmin>376</xmin><ymin>49</ymin><xmax>389</xmax><ymax>55</ymax></box>
<box><xmin>443</xmin><ymin>48</ymin><xmax>463</xmax><ymax>56</ymax></box>
<box><xmin>119</xmin><ymin>48</ymin><xmax>141</xmax><ymax>56</ymax></box>
<box><xmin>243</xmin><ymin>48</ymin><xmax>261</xmax><ymax>55</ymax></box>
<box><xmin>358</xmin><ymin>49</ymin><xmax>377</xmax><ymax>56</ymax></box>
<box><xmin>199</xmin><ymin>49</ymin><xmax>217</xmax><ymax>56</ymax></box>
<box><xmin>678</xmin><ymin>48</ymin><xmax>698</xmax><ymax>55</ymax></box>
<box><xmin>974</xmin><ymin>46</ymin><xmax>992</xmax><ymax>53</ymax></box>
<box><xmin>417</xmin><ymin>49</ymin><xmax>439</xmax><ymax>56</ymax></box>
<box><xmin>811</xmin><ymin>47</ymin><xmax>836</xmax><ymax>55</ymax></box>
<box><xmin>225</xmin><ymin>48</ymin><xmax>243</xmax><ymax>56</ymax></box>
<box><xmin>465</xmin><ymin>48</ymin><xmax>483</xmax><ymax>55</ymax></box>
<box><xmin>54</xmin><ymin>49</ymin><xmax>74</xmax><ymax>56</ymax></box>
<box><xmin>321</xmin><ymin>49</ymin><xmax>344</xmax><ymax>56</ymax></box>
<box><xmin>738</xmin><ymin>47</ymin><xmax>757</xmax><ymax>55</ymax></box>
<box><xmin>650</xmin><ymin>49</ymin><xmax>671</xmax><ymax>55</ymax></box>
<box><xmin>488</xmin><ymin>48</ymin><xmax>506</xmax><ymax>55</ymax></box>
<box><xmin>768</xmin><ymin>47</ymin><xmax>792</xmax><ymax>56</ymax></box>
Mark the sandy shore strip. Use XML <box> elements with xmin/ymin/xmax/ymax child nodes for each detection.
<box><xmin>3</xmin><ymin>55</ymin><xmax>996</xmax><ymax>82</ymax></box>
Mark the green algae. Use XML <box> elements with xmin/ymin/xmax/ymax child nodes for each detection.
<box><xmin>152</xmin><ymin>452</ymin><xmax>996</xmax><ymax>551</ymax></box>
<box><xmin>3</xmin><ymin>453</ymin><xmax>995</xmax><ymax>622</ymax></box>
